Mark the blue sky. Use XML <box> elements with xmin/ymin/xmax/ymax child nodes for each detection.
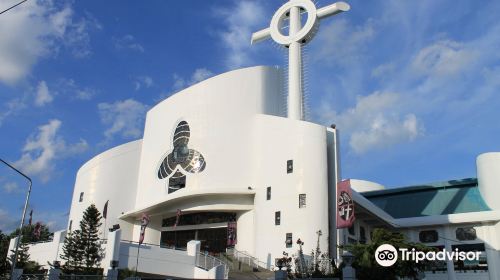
<box><xmin>1</xmin><ymin>0</ymin><xmax>499</xmax><ymax>232</ymax></box>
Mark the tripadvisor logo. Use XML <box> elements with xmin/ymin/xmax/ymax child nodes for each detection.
<box><xmin>375</xmin><ymin>244</ymin><xmax>481</xmax><ymax>267</ymax></box>
<box><xmin>375</xmin><ymin>244</ymin><xmax>398</xmax><ymax>267</ymax></box>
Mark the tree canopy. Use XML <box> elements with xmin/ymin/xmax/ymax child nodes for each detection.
<box><xmin>60</xmin><ymin>204</ymin><xmax>103</xmax><ymax>274</ymax></box>
<box><xmin>342</xmin><ymin>228</ymin><xmax>432</xmax><ymax>280</ymax></box>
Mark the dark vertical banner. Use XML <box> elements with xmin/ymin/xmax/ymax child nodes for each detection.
<box><xmin>103</xmin><ymin>200</ymin><xmax>109</xmax><ymax>219</ymax></box>
<box><xmin>337</xmin><ymin>179</ymin><xmax>355</xmax><ymax>229</ymax></box>
<box><xmin>174</xmin><ymin>209</ymin><xmax>182</xmax><ymax>229</ymax></box>
<box><xmin>34</xmin><ymin>222</ymin><xmax>41</xmax><ymax>240</ymax></box>
<box><xmin>139</xmin><ymin>213</ymin><xmax>150</xmax><ymax>244</ymax></box>
<box><xmin>227</xmin><ymin>221</ymin><xmax>237</xmax><ymax>246</ymax></box>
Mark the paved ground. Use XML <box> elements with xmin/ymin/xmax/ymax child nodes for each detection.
<box><xmin>228</xmin><ymin>270</ymin><xmax>275</xmax><ymax>280</ymax></box>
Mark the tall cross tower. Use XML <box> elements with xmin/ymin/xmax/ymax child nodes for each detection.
<box><xmin>252</xmin><ymin>0</ymin><xmax>350</xmax><ymax>120</ymax></box>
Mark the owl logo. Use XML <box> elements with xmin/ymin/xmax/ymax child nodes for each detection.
<box><xmin>158</xmin><ymin>121</ymin><xmax>206</xmax><ymax>193</ymax></box>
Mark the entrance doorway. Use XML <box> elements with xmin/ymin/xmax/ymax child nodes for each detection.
<box><xmin>160</xmin><ymin>227</ymin><xmax>228</xmax><ymax>253</ymax></box>
<box><xmin>160</xmin><ymin>211</ymin><xmax>237</xmax><ymax>253</ymax></box>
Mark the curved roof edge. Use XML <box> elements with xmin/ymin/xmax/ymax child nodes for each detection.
<box><xmin>350</xmin><ymin>179</ymin><xmax>385</xmax><ymax>192</ymax></box>
<box><xmin>76</xmin><ymin>139</ymin><xmax>143</xmax><ymax>176</ymax></box>
<box><xmin>153</xmin><ymin>65</ymin><xmax>281</xmax><ymax>107</ymax></box>
<box><xmin>362</xmin><ymin>177</ymin><xmax>477</xmax><ymax>197</ymax></box>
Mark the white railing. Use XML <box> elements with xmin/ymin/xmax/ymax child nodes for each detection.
<box><xmin>229</xmin><ymin>248</ymin><xmax>274</xmax><ymax>271</ymax></box>
<box><xmin>196</xmin><ymin>252</ymin><xmax>229</xmax><ymax>279</ymax></box>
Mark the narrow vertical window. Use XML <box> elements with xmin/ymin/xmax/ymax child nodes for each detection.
<box><xmin>79</xmin><ymin>192</ymin><xmax>84</xmax><ymax>202</ymax></box>
<box><xmin>286</xmin><ymin>233</ymin><xmax>293</xmax><ymax>248</ymax></box>
<box><xmin>287</xmin><ymin>160</ymin><xmax>293</xmax><ymax>173</ymax></box>
<box><xmin>299</xmin><ymin>194</ymin><xmax>306</xmax><ymax>208</ymax></box>
<box><xmin>69</xmin><ymin>220</ymin><xmax>73</xmax><ymax>231</ymax></box>
<box><xmin>348</xmin><ymin>224</ymin><xmax>355</xmax><ymax>236</ymax></box>
<box><xmin>275</xmin><ymin>211</ymin><xmax>281</xmax><ymax>225</ymax></box>
<box><xmin>360</xmin><ymin>226</ymin><xmax>366</xmax><ymax>244</ymax></box>
<box><xmin>267</xmin><ymin>187</ymin><xmax>271</xmax><ymax>200</ymax></box>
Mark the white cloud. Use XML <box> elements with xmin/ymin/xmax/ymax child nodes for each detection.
<box><xmin>3</xmin><ymin>182</ymin><xmax>20</xmax><ymax>194</ymax></box>
<box><xmin>56</xmin><ymin>78</ymin><xmax>96</xmax><ymax>100</ymax></box>
<box><xmin>0</xmin><ymin>98</ymin><xmax>26</xmax><ymax>127</ymax></box>
<box><xmin>98</xmin><ymin>99</ymin><xmax>149</xmax><ymax>142</ymax></box>
<box><xmin>113</xmin><ymin>35</ymin><xmax>144</xmax><ymax>53</ymax></box>
<box><xmin>0</xmin><ymin>208</ymin><xmax>68</xmax><ymax>233</ymax></box>
<box><xmin>172</xmin><ymin>68</ymin><xmax>214</xmax><ymax>91</ymax></box>
<box><xmin>0</xmin><ymin>1</ymin><xmax>97</xmax><ymax>85</ymax></box>
<box><xmin>33</xmin><ymin>210</ymin><xmax>69</xmax><ymax>231</ymax></box>
<box><xmin>14</xmin><ymin>119</ymin><xmax>88</xmax><ymax>182</ymax></box>
<box><xmin>75</xmin><ymin>89</ymin><xmax>95</xmax><ymax>100</ymax></box>
<box><xmin>63</xmin><ymin>12</ymin><xmax>102</xmax><ymax>58</ymax></box>
<box><xmin>34</xmin><ymin>80</ymin><xmax>53</xmax><ymax>107</ymax></box>
<box><xmin>0</xmin><ymin>208</ymin><xmax>19</xmax><ymax>233</ymax></box>
<box><xmin>317</xmin><ymin>91</ymin><xmax>424</xmax><ymax>154</ymax></box>
<box><xmin>215</xmin><ymin>1</ymin><xmax>266</xmax><ymax>68</ymax></box>
<box><xmin>371</xmin><ymin>62</ymin><xmax>396</xmax><ymax>78</ymax></box>
<box><xmin>411</xmin><ymin>40</ymin><xmax>476</xmax><ymax>78</ymax></box>
<box><xmin>191</xmin><ymin>68</ymin><xmax>214</xmax><ymax>84</ymax></box>
<box><xmin>350</xmin><ymin>114</ymin><xmax>420</xmax><ymax>154</ymax></box>
<box><xmin>134</xmin><ymin>76</ymin><xmax>154</xmax><ymax>91</ymax></box>
<box><xmin>314</xmin><ymin>18</ymin><xmax>375</xmax><ymax>66</ymax></box>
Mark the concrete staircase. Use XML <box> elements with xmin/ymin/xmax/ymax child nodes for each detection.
<box><xmin>221</xmin><ymin>249</ymin><xmax>275</xmax><ymax>280</ymax></box>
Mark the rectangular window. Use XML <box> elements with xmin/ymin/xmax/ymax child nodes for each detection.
<box><xmin>359</xmin><ymin>226</ymin><xmax>366</xmax><ymax>244</ymax></box>
<box><xmin>79</xmin><ymin>192</ymin><xmax>84</xmax><ymax>202</ymax></box>
<box><xmin>348</xmin><ymin>224</ymin><xmax>355</xmax><ymax>236</ymax></box>
<box><xmin>69</xmin><ymin>220</ymin><xmax>72</xmax><ymax>231</ymax></box>
<box><xmin>286</xmin><ymin>233</ymin><xmax>292</xmax><ymax>248</ymax></box>
<box><xmin>267</xmin><ymin>187</ymin><xmax>271</xmax><ymax>200</ymax></box>
<box><xmin>452</xmin><ymin>243</ymin><xmax>488</xmax><ymax>271</ymax></box>
<box><xmin>419</xmin><ymin>230</ymin><xmax>438</xmax><ymax>243</ymax></box>
<box><xmin>287</xmin><ymin>160</ymin><xmax>293</xmax><ymax>173</ymax></box>
<box><xmin>299</xmin><ymin>194</ymin><xmax>306</xmax><ymax>208</ymax></box>
<box><xmin>275</xmin><ymin>211</ymin><xmax>281</xmax><ymax>225</ymax></box>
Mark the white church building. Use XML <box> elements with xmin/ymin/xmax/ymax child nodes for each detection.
<box><xmin>12</xmin><ymin>1</ymin><xmax>500</xmax><ymax>279</ymax></box>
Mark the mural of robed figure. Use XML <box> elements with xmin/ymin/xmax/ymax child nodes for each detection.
<box><xmin>157</xmin><ymin>121</ymin><xmax>206</xmax><ymax>193</ymax></box>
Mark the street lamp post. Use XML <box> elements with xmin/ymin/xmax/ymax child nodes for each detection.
<box><xmin>0</xmin><ymin>158</ymin><xmax>32</xmax><ymax>280</ymax></box>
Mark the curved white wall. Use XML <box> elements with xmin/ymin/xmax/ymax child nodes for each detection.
<box><xmin>477</xmin><ymin>152</ymin><xmax>500</xmax><ymax>210</ymax></box>
<box><xmin>252</xmin><ymin>115</ymin><xmax>330</xmax><ymax>265</ymax></box>
<box><xmin>65</xmin><ymin>65</ymin><xmax>335</xmax><ymax>269</ymax></box>
<box><xmin>135</xmin><ymin>66</ymin><xmax>284</xmax><ymax>211</ymax></box>
<box><xmin>68</xmin><ymin>140</ymin><xmax>142</xmax><ymax>240</ymax></box>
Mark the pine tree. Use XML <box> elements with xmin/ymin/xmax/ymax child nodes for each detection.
<box><xmin>60</xmin><ymin>229</ymin><xmax>83</xmax><ymax>273</ymax></box>
<box><xmin>8</xmin><ymin>237</ymin><xmax>30</xmax><ymax>268</ymax></box>
<box><xmin>0</xmin><ymin>231</ymin><xmax>10</xmax><ymax>274</ymax></box>
<box><xmin>79</xmin><ymin>204</ymin><xmax>103</xmax><ymax>273</ymax></box>
<box><xmin>60</xmin><ymin>204</ymin><xmax>103</xmax><ymax>274</ymax></box>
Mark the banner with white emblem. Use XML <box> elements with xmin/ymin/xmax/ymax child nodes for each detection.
<box><xmin>336</xmin><ymin>179</ymin><xmax>355</xmax><ymax>228</ymax></box>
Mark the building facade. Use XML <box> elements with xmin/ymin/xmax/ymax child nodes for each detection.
<box><xmin>61</xmin><ymin>65</ymin><xmax>500</xmax><ymax>279</ymax></box>
<box><xmin>12</xmin><ymin>66</ymin><xmax>500</xmax><ymax>279</ymax></box>
<box><xmin>67</xmin><ymin>66</ymin><xmax>341</xmax><ymax>270</ymax></box>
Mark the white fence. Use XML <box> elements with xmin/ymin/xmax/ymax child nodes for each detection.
<box><xmin>196</xmin><ymin>252</ymin><xmax>229</xmax><ymax>279</ymax></box>
<box><xmin>229</xmin><ymin>248</ymin><xmax>273</xmax><ymax>271</ymax></box>
<box><xmin>11</xmin><ymin>229</ymin><xmax>228</xmax><ymax>279</ymax></box>
<box><xmin>118</xmin><ymin>240</ymin><xmax>196</xmax><ymax>278</ymax></box>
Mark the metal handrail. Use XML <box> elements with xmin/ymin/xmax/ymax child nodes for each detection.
<box><xmin>229</xmin><ymin>248</ymin><xmax>274</xmax><ymax>271</ymax></box>
<box><xmin>120</xmin><ymin>239</ymin><xmax>187</xmax><ymax>251</ymax></box>
<box><xmin>196</xmin><ymin>252</ymin><xmax>230</xmax><ymax>279</ymax></box>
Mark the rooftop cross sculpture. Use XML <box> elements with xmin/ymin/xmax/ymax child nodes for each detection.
<box><xmin>251</xmin><ymin>0</ymin><xmax>350</xmax><ymax>120</ymax></box>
